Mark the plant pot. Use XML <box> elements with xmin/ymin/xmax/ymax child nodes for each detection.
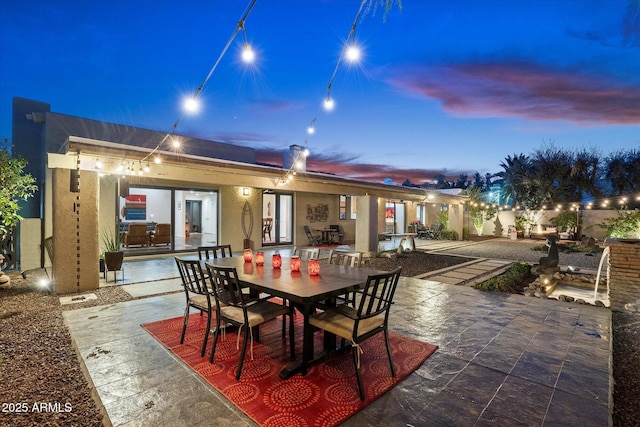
<box><xmin>104</xmin><ymin>251</ymin><xmax>124</xmax><ymax>271</ymax></box>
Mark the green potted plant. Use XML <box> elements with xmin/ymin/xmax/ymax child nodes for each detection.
<box><xmin>101</xmin><ymin>227</ymin><xmax>124</xmax><ymax>272</ymax></box>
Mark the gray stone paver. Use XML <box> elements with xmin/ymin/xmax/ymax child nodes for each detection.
<box><xmin>64</xmin><ymin>244</ymin><xmax>612</xmax><ymax>426</ymax></box>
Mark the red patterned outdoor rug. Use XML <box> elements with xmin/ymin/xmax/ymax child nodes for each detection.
<box><xmin>142</xmin><ymin>313</ymin><xmax>437</xmax><ymax>427</ymax></box>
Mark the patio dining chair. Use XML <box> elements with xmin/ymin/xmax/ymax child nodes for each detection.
<box><xmin>308</xmin><ymin>267</ymin><xmax>402</xmax><ymax>400</ymax></box>
<box><xmin>198</xmin><ymin>244</ymin><xmax>233</xmax><ymax>260</ymax></box>
<box><xmin>205</xmin><ymin>263</ymin><xmax>295</xmax><ymax>380</ymax></box>
<box><xmin>175</xmin><ymin>257</ymin><xmax>214</xmax><ymax>357</ymax></box>
<box><xmin>426</xmin><ymin>224</ymin><xmax>443</xmax><ymax>240</ymax></box>
<box><xmin>327</xmin><ymin>250</ymin><xmax>363</xmax><ymax>306</ymax></box>
<box><xmin>293</xmin><ymin>246</ymin><xmax>320</xmax><ymax>261</ymax></box>
<box><xmin>304</xmin><ymin>225</ymin><xmax>321</xmax><ymax>246</ymax></box>
<box><xmin>328</xmin><ymin>250</ymin><xmax>362</xmax><ymax>267</ymax></box>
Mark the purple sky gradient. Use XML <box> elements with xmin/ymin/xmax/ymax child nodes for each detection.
<box><xmin>1</xmin><ymin>0</ymin><xmax>639</xmax><ymax>184</ymax></box>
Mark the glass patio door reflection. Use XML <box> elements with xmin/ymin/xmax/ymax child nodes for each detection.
<box><xmin>262</xmin><ymin>192</ymin><xmax>293</xmax><ymax>246</ymax></box>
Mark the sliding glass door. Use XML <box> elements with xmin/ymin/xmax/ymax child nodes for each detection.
<box><xmin>262</xmin><ymin>192</ymin><xmax>293</xmax><ymax>246</ymax></box>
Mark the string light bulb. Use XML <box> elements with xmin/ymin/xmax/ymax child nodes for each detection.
<box><xmin>95</xmin><ymin>159</ymin><xmax>104</xmax><ymax>169</ymax></box>
<box><xmin>323</xmin><ymin>97</ymin><xmax>335</xmax><ymax>111</ymax></box>
<box><xmin>184</xmin><ymin>97</ymin><xmax>199</xmax><ymax>113</ymax></box>
<box><xmin>172</xmin><ymin>138</ymin><xmax>181</xmax><ymax>149</ymax></box>
<box><xmin>345</xmin><ymin>44</ymin><xmax>361</xmax><ymax>62</ymax></box>
<box><xmin>241</xmin><ymin>43</ymin><xmax>255</xmax><ymax>63</ymax></box>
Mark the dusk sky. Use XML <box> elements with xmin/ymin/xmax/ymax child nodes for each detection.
<box><xmin>1</xmin><ymin>0</ymin><xmax>639</xmax><ymax>184</ymax></box>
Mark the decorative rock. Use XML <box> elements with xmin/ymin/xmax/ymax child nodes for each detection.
<box><xmin>397</xmin><ymin>237</ymin><xmax>415</xmax><ymax>254</ymax></box>
<box><xmin>0</xmin><ymin>273</ymin><xmax>10</xmax><ymax>289</ymax></box>
<box><xmin>0</xmin><ymin>255</ymin><xmax>9</xmax><ymax>288</ymax></box>
<box><xmin>524</xmin><ymin>289</ymin><xmax>536</xmax><ymax>297</ymax></box>
<box><xmin>624</xmin><ymin>303</ymin><xmax>638</xmax><ymax>312</ymax></box>
<box><xmin>594</xmin><ymin>300</ymin><xmax>606</xmax><ymax>307</ymax></box>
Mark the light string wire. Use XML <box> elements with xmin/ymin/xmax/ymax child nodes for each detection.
<box><xmin>141</xmin><ymin>0</ymin><xmax>259</xmax><ymax>164</ymax></box>
<box><xmin>280</xmin><ymin>0</ymin><xmax>369</xmax><ymax>185</ymax></box>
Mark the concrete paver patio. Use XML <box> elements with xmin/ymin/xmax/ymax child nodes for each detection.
<box><xmin>65</xmin><ymin>245</ymin><xmax>612</xmax><ymax>426</ymax></box>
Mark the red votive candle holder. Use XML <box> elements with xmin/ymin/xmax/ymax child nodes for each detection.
<box><xmin>255</xmin><ymin>251</ymin><xmax>265</xmax><ymax>266</ymax></box>
<box><xmin>243</xmin><ymin>249</ymin><xmax>253</xmax><ymax>263</ymax></box>
<box><xmin>290</xmin><ymin>256</ymin><xmax>301</xmax><ymax>272</ymax></box>
<box><xmin>272</xmin><ymin>253</ymin><xmax>282</xmax><ymax>269</ymax></box>
<box><xmin>308</xmin><ymin>258</ymin><xmax>320</xmax><ymax>276</ymax></box>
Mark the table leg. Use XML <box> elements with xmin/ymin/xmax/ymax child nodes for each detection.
<box><xmin>280</xmin><ymin>302</ymin><xmax>315</xmax><ymax>379</ymax></box>
<box><xmin>279</xmin><ymin>299</ymin><xmax>342</xmax><ymax>379</ymax></box>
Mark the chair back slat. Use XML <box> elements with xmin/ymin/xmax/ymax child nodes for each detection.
<box><xmin>205</xmin><ymin>263</ymin><xmax>245</xmax><ymax>307</ymax></box>
<box><xmin>356</xmin><ymin>267</ymin><xmax>402</xmax><ymax>320</ymax></box>
<box><xmin>198</xmin><ymin>244</ymin><xmax>232</xmax><ymax>260</ymax></box>
<box><xmin>329</xmin><ymin>251</ymin><xmax>362</xmax><ymax>267</ymax></box>
<box><xmin>294</xmin><ymin>247</ymin><xmax>320</xmax><ymax>261</ymax></box>
<box><xmin>175</xmin><ymin>257</ymin><xmax>208</xmax><ymax>295</ymax></box>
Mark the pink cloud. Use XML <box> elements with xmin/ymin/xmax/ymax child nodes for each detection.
<box><xmin>388</xmin><ymin>61</ymin><xmax>640</xmax><ymax>125</ymax></box>
<box><xmin>255</xmin><ymin>147</ymin><xmax>467</xmax><ymax>184</ymax></box>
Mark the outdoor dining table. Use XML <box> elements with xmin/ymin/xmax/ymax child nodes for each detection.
<box><xmin>314</xmin><ymin>227</ymin><xmax>337</xmax><ymax>244</ymax></box>
<box><xmin>204</xmin><ymin>255</ymin><xmax>386</xmax><ymax>379</ymax></box>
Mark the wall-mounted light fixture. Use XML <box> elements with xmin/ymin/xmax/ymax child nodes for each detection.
<box><xmin>242</xmin><ymin>187</ymin><xmax>249</xmax><ymax>196</ymax></box>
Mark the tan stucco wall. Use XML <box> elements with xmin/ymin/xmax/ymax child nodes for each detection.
<box><xmin>51</xmin><ymin>168</ymin><xmax>99</xmax><ymax>293</ymax></box>
<box><xmin>470</xmin><ymin>209</ymin><xmax>614</xmax><ymax>241</ymax></box>
<box><xmin>98</xmin><ymin>175</ymin><xmax>118</xmax><ymax>253</ymax></box>
<box><xmin>19</xmin><ymin>218</ymin><xmax>42</xmax><ymax>271</ymax></box>
<box><xmin>219</xmin><ymin>186</ymin><xmax>260</xmax><ymax>251</ymax></box>
<box><xmin>295</xmin><ymin>192</ymin><xmax>341</xmax><ymax>246</ymax></box>
<box><xmin>356</xmin><ymin>195</ymin><xmax>379</xmax><ymax>252</ymax></box>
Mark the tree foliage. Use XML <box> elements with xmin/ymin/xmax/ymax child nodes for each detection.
<box><xmin>465</xmin><ymin>187</ymin><xmax>498</xmax><ymax>236</ymax></box>
<box><xmin>0</xmin><ymin>149</ymin><xmax>38</xmax><ymax>236</ymax></box>
<box><xmin>495</xmin><ymin>144</ymin><xmax>638</xmax><ymax>208</ymax></box>
<box><xmin>598</xmin><ymin>209</ymin><xmax>640</xmax><ymax>238</ymax></box>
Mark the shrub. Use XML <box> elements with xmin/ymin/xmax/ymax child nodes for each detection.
<box><xmin>598</xmin><ymin>209</ymin><xmax>640</xmax><ymax>238</ymax></box>
<box><xmin>440</xmin><ymin>229</ymin><xmax>459</xmax><ymax>240</ymax></box>
<box><xmin>473</xmin><ymin>262</ymin><xmax>532</xmax><ymax>293</ymax></box>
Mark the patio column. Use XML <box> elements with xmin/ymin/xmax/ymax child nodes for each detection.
<box><xmin>355</xmin><ymin>195</ymin><xmax>378</xmax><ymax>253</ymax></box>
<box><xmin>51</xmin><ymin>168</ymin><xmax>99</xmax><ymax>293</ymax></box>
<box><xmin>355</xmin><ymin>194</ymin><xmax>378</xmax><ymax>252</ymax></box>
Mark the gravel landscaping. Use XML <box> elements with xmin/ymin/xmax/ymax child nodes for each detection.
<box><xmin>1</xmin><ymin>239</ymin><xmax>638</xmax><ymax>426</ymax></box>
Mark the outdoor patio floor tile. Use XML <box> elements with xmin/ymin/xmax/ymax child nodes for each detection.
<box><xmin>62</xmin><ymin>253</ymin><xmax>612</xmax><ymax>426</ymax></box>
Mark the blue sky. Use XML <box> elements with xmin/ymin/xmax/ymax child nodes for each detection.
<box><xmin>1</xmin><ymin>0</ymin><xmax>639</xmax><ymax>184</ymax></box>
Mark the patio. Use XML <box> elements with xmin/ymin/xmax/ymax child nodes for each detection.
<box><xmin>65</xmin><ymin>242</ymin><xmax>612</xmax><ymax>426</ymax></box>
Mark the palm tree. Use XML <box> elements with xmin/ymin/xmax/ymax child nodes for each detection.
<box><xmin>495</xmin><ymin>153</ymin><xmax>533</xmax><ymax>207</ymax></box>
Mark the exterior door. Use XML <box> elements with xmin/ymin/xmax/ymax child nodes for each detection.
<box><xmin>262</xmin><ymin>192</ymin><xmax>293</xmax><ymax>245</ymax></box>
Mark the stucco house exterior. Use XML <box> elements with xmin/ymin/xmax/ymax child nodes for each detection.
<box><xmin>12</xmin><ymin>97</ymin><xmax>466</xmax><ymax>293</ymax></box>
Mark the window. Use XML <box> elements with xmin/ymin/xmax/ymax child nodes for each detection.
<box><xmin>350</xmin><ymin>196</ymin><xmax>357</xmax><ymax>219</ymax></box>
<box><xmin>339</xmin><ymin>195</ymin><xmax>347</xmax><ymax>220</ymax></box>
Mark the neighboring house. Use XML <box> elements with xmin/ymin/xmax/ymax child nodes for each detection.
<box><xmin>12</xmin><ymin>97</ymin><xmax>466</xmax><ymax>293</ymax></box>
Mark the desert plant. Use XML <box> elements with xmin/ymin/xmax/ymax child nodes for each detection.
<box><xmin>100</xmin><ymin>227</ymin><xmax>123</xmax><ymax>253</ymax></box>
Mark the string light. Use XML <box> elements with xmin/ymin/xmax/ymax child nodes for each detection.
<box><xmin>138</xmin><ymin>0</ymin><xmax>259</xmax><ymax>165</ymax></box>
<box><xmin>303</xmin><ymin>0</ymin><xmax>368</xmax><ymax>143</ymax></box>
